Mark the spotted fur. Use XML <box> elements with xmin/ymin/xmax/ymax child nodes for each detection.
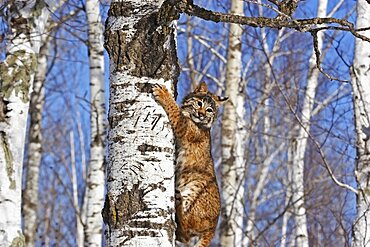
<box><xmin>153</xmin><ymin>82</ymin><xmax>227</xmax><ymax>247</ymax></box>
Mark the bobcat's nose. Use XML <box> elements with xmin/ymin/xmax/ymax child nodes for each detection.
<box><xmin>198</xmin><ymin>109</ymin><xmax>206</xmax><ymax>120</ymax></box>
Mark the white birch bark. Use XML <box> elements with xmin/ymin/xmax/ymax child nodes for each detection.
<box><xmin>102</xmin><ymin>0</ymin><xmax>178</xmax><ymax>246</ymax></box>
<box><xmin>351</xmin><ymin>1</ymin><xmax>370</xmax><ymax>246</ymax></box>
<box><xmin>84</xmin><ymin>0</ymin><xmax>106</xmax><ymax>246</ymax></box>
<box><xmin>289</xmin><ymin>1</ymin><xmax>327</xmax><ymax>246</ymax></box>
<box><xmin>0</xmin><ymin>2</ymin><xmax>51</xmax><ymax>245</ymax></box>
<box><xmin>22</xmin><ymin>39</ymin><xmax>49</xmax><ymax>247</ymax></box>
<box><xmin>220</xmin><ymin>0</ymin><xmax>244</xmax><ymax>246</ymax></box>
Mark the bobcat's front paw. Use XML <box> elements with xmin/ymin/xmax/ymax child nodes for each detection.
<box><xmin>152</xmin><ymin>84</ymin><xmax>170</xmax><ymax>105</ymax></box>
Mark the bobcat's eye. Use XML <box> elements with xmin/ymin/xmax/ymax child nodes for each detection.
<box><xmin>197</xmin><ymin>101</ymin><xmax>203</xmax><ymax>107</ymax></box>
<box><xmin>206</xmin><ymin>108</ymin><xmax>213</xmax><ymax>113</ymax></box>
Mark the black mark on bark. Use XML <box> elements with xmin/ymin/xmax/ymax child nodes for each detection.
<box><xmin>138</xmin><ymin>143</ymin><xmax>173</xmax><ymax>154</ymax></box>
<box><xmin>102</xmin><ymin>184</ymin><xmax>146</xmax><ymax>230</ymax></box>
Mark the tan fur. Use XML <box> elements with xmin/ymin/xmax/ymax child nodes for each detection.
<box><xmin>153</xmin><ymin>82</ymin><xmax>227</xmax><ymax>247</ymax></box>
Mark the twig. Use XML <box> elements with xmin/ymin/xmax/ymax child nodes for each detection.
<box><xmin>242</xmin><ymin>0</ymin><xmax>291</xmax><ymax>20</ymax></box>
<box><xmin>310</xmin><ymin>30</ymin><xmax>349</xmax><ymax>82</ymax></box>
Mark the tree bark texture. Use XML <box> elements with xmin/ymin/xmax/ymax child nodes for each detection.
<box><xmin>0</xmin><ymin>2</ymin><xmax>50</xmax><ymax>246</ymax></box>
<box><xmin>84</xmin><ymin>0</ymin><xmax>106</xmax><ymax>246</ymax></box>
<box><xmin>220</xmin><ymin>0</ymin><xmax>245</xmax><ymax>246</ymax></box>
<box><xmin>351</xmin><ymin>1</ymin><xmax>370</xmax><ymax>246</ymax></box>
<box><xmin>102</xmin><ymin>0</ymin><xmax>180</xmax><ymax>246</ymax></box>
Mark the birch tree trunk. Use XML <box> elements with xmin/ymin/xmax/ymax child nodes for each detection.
<box><xmin>220</xmin><ymin>0</ymin><xmax>244</xmax><ymax>246</ymax></box>
<box><xmin>288</xmin><ymin>1</ymin><xmax>327</xmax><ymax>246</ymax></box>
<box><xmin>101</xmin><ymin>1</ymin><xmax>179</xmax><ymax>246</ymax></box>
<box><xmin>22</xmin><ymin>40</ymin><xmax>49</xmax><ymax>247</ymax></box>
<box><xmin>281</xmin><ymin>142</ymin><xmax>293</xmax><ymax>247</ymax></box>
<box><xmin>0</xmin><ymin>2</ymin><xmax>50</xmax><ymax>245</ymax></box>
<box><xmin>84</xmin><ymin>0</ymin><xmax>106</xmax><ymax>246</ymax></box>
<box><xmin>351</xmin><ymin>1</ymin><xmax>370</xmax><ymax>246</ymax></box>
<box><xmin>70</xmin><ymin>131</ymin><xmax>84</xmax><ymax>247</ymax></box>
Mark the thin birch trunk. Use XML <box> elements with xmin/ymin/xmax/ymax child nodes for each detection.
<box><xmin>186</xmin><ymin>16</ymin><xmax>197</xmax><ymax>89</ymax></box>
<box><xmin>76</xmin><ymin>111</ymin><xmax>88</xmax><ymax>237</ymax></box>
<box><xmin>0</xmin><ymin>2</ymin><xmax>50</xmax><ymax>245</ymax></box>
<box><xmin>76</xmin><ymin>111</ymin><xmax>87</xmax><ymax>182</ymax></box>
<box><xmin>22</xmin><ymin>39</ymin><xmax>49</xmax><ymax>247</ymax></box>
<box><xmin>84</xmin><ymin>0</ymin><xmax>106</xmax><ymax>246</ymax></box>
<box><xmin>351</xmin><ymin>1</ymin><xmax>370</xmax><ymax>246</ymax></box>
<box><xmin>102</xmin><ymin>1</ymin><xmax>179</xmax><ymax>245</ymax></box>
<box><xmin>70</xmin><ymin>131</ymin><xmax>84</xmax><ymax>247</ymax></box>
<box><xmin>280</xmin><ymin>191</ymin><xmax>291</xmax><ymax>247</ymax></box>
<box><xmin>289</xmin><ymin>1</ymin><xmax>327</xmax><ymax>246</ymax></box>
<box><xmin>220</xmin><ymin>0</ymin><xmax>244</xmax><ymax>246</ymax></box>
<box><xmin>43</xmin><ymin>204</ymin><xmax>52</xmax><ymax>247</ymax></box>
<box><xmin>281</xmin><ymin>140</ymin><xmax>295</xmax><ymax>247</ymax></box>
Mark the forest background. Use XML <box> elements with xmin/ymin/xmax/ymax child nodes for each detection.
<box><xmin>0</xmin><ymin>0</ymin><xmax>369</xmax><ymax>246</ymax></box>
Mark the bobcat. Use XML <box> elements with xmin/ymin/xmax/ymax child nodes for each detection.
<box><xmin>153</xmin><ymin>82</ymin><xmax>227</xmax><ymax>247</ymax></box>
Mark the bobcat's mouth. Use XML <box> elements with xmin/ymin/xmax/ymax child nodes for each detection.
<box><xmin>191</xmin><ymin>113</ymin><xmax>212</xmax><ymax>128</ymax></box>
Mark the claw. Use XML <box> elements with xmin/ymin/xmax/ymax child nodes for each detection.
<box><xmin>153</xmin><ymin>83</ymin><xmax>162</xmax><ymax>90</ymax></box>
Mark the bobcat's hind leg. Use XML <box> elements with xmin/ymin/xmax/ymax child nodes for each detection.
<box><xmin>175</xmin><ymin>190</ymin><xmax>191</xmax><ymax>244</ymax></box>
<box><xmin>194</xmin><ymin>230</ymin><xmax>214</xmax><ymax>247</ymax></box>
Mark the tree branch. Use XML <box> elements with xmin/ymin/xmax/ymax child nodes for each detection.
<box><xmin>184</xmin><ymin>2</ymin><xmax>370</xmax><ymax>43</ymax></box>
<box><xmin>180</xmin><ymin>1</ymin><xmax>370</xmax><ymax>81</ymax></box>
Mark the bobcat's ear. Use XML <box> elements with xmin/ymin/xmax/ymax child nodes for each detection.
<box><xmin>214</xmin><ymin>96</ymin><xmax>228</xmax><ymax>105</ymax></box>
<box><xmin>194</xmin><ymin>82</ymin><xmax>208</xmax><ymax>93</ymax></box>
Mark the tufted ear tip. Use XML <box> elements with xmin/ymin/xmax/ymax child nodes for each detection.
<box><xmin>194</xmin><ymin>81</ymin><xmax>208</xmax><ymax>93</ymax></box>
<box><xmin>216</xmin><ymin>96</ymin><xmax>228</xmax><ymax>105</ymax></box>
<box><xmin>220</xmin><ymin>96</ymin><xmax>228</xmax><ymax>102</ymax></box>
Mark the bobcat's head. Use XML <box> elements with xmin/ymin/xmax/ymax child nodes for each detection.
<box><xmin>181</xmin><ymin>82</ymin><xmax>228</xmax><ymax>129</ymax></box>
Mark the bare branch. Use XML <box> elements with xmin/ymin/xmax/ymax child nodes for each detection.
<box><xmin>184</xmin><ymin>3</ymin><xmax>370</xmax><ymax>43</ymax></box>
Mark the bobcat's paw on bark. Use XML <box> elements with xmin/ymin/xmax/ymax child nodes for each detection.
<box><xmin>152</xmin><ymin>84</ymin><xmax>170</xmax><ymax>105</ymax></box>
